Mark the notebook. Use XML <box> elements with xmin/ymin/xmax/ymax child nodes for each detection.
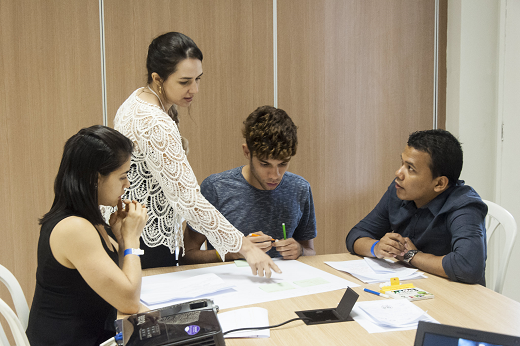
<box><xmin>414</xmin><ymin>321</ymin><xmax>520</xmax><ymax>346</ymax></box>
<box><xmin>385</xmin><ymin>287</ymin><xmax>434</xmax><ymax>301</ymax></box>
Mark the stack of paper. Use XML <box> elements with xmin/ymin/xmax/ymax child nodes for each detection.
<box><xmin>351</xmin><ymin>299</ymin><xmax>438</xmax><ymax>333</ymax></box>
<box><xmin>140</xmin><ymin>260</ymin><xmax>358</xmax><ymax>310</ymax></box>
<box><xmin>218</xmin><ymin>307</ymin><xmax>270</xmax><ymax>338</ymax></box>
<box><xmin>140</xmin><ymin>273</ymin><xmax>236</xmax><ymax>306</ymax></box>
<box><xmin>325</xmin><ymin>257</ymin><xmax>426</xmax><ymax>283</ymax></box>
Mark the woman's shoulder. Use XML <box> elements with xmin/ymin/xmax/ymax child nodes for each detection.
<box><xmin>117</xmin><ymin>90</ymin><xmax>175</xmax><ymax>128</ymax></box>
<box><xmin>52</xmin><ymin>216</ymin><xmax>98</xmax><ymax>241</ymax></box>
<box><xmin>123</xmin><ymin>88</ymin><xmax>166</xmax><ymax>114</ymax></box>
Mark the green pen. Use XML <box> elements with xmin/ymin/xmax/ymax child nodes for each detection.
<box><xmin>282</xmin><ymin>223</ymin><xmax>287</xmax><ymax>240</ymax></box>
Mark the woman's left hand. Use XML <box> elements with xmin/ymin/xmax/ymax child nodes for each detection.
<box><xmin>109</xmin><ymin>197</ymin><xmax>128</xmax><ymax>242</ymax></box>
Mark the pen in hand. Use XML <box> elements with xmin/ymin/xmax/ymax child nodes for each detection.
<box><xmin>249</xmin><ymin>233</ymin><xmax>275</xmax><ymax>242</ymax></box>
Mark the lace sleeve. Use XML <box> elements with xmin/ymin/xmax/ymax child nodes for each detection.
<box><xmin>129</xmin><ymin>106</ymin><xmax>243</xmax><ymax>258</ymax></box>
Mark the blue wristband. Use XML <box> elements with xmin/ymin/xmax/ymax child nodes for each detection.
<box><xmin>124</xmin><ymin>248</ymin><xmax>144</xmax><ymax>256</ymax></box>
<box><xmin>370</xmin><ymin>241</ymin><xmax>379</xmax><ymax>257</ymax></box>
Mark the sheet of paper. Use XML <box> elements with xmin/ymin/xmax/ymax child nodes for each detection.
<box><xmin>364</xmin><ymin>257</ymin><xmax>418</xmax><ymax>275</ymax></box>
<box><xmin>293</xmin><ymin>277</ymin><xmax>330</xmax><ymax>287</ymax></box>
<box><xmin>259</xmin><ymin>282</ymin><xmax>296</xmax><ymax>293</ymax></box>
<box><xmin>351</xmin><ymin>300</ymin><xmax>438</xmax><ymax>333</ymax></box>
<box><xmin>141</xmin><ymin>259</ymin><xmax>359</xmax><ymax>310</ymax></box>
<box><xmin>218</xmin><ymin>307</ymin><xmax>270</xmax><ymax>338</ymax></box>
<box><xmin>358</xmin><ymin>299</ymin><xmax>427</xmax><ymax>327</ymax></box>
<box><xmin>325</xmin><ymin>260</ymin><xmax>427</xmax><ymax>283</ymax></box>
<box><xmin>140</xmin><ymin>273</ymin><xmax>236</xmax><ymax>305</ymax></box>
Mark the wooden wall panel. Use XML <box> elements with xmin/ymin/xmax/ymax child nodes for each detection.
<box><xmin>104</xmin><ymin>0</ymin><xmax>274</xmax><ymax>181</ymax></box>
<box><xmin>0</xmin><ymin>0</ymin><xmax>446</xmax><ymax>339</ymax></box>
<box><xmin>0</xmin><ymin>0</ymin><xmax>102</xmax><ymax>317</ymax></box>
<box><xmin>277</xmin><ymin>0</ymin><xmax>437</xmax><ymax>255</ymax></box>
<box><xmin>437</xmin><ymin>0</ymin><xmax>448</xmax><ymax>129</ymax></box>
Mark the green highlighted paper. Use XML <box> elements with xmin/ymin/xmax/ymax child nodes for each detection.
<box><xmin>293</xmin><ymin>277</ymin><xmax>330</xmax><ymax>287</ymax></box>
<box><xmin>259</xmin><ymin>282</ymin><xmax>296</xmax><ymax>293</ymax></box>
<box><xmin>234</xmin><ymin>260</ymin><xmax>250</xmax><ymax>267</ymax></box>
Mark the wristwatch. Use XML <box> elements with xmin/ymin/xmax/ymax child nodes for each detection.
<box><xmin>403</xmin><ymin>250</ymin><xmax>419</xmax><ymax>264</ymax></box>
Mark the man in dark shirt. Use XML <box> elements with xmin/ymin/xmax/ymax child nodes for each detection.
<box><xmin>346</xmin><ymin>129</ymin><xmax>487</xmax><ymax>285</ymax></box>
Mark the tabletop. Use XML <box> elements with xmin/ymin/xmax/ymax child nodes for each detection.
<box><xmin>138</xmin><ymin>253</ymin><xmax>520</xmax><ymax>345</ymax></box>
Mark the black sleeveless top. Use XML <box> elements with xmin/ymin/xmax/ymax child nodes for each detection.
<box><xmin>26</xmin><ymin>210</ymin><xmax>119</xmax><ymax>346</ymax></box>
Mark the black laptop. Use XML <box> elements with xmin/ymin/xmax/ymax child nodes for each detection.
<box><xmin>414</xmin><ymin>321</ymin><xmax>520</xmax><ymax>346</ymax></box>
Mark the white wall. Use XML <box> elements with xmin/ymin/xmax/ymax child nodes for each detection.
<box><xmin>446</xmin><ymin>0</ymin><xmax>520</xmax><ymax>301</ymax></box>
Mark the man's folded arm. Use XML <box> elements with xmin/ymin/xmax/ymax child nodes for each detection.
<box><xmin>441</xmin><ymin>207</ymin><xmax>487</xmax><ymax>284</ymax></box>
<box><xmin>346</xmin><ymin>189</ymin><xmax>393</xmax><ymax>254</ymax></box>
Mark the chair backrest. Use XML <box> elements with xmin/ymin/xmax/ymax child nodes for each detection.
<box><xmin>0</xmin><ymin>265</ymin><xmax>29</xmax><ymax>329</ymax></box>
<box><xmin>483</xmin><ymin>200</ymin><xmax>518</xmax><ymax>294</ymax></box>
<box><xmin>0</xmin><ymin>298</ymin><xmax>30</xmax><ymax>346</ymax></box>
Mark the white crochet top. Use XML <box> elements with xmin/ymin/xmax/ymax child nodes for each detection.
<box><xmin>114</xmin><ymin>88</ymin><xmax>243</xmax><ymax>258</ymax></box>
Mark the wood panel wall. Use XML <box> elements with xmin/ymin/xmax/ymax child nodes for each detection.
<box><xmin>104</xmin><ymin>0</ymin><xmax>274</xmax><ymax>179</ymax></box>
<box><xmin>0</xmin><ymin>0</ymin><xmax>103</xmax><ymax>334</ymax></box>
<box><xmin>0</xmin><ymin>1</ymin><xmax>445</xmax><ymax>335</ymax></box>
<box><xmin>277</xmin><ymin>0</ymin><xmax>438</xmax><ymax>255</ymax></box>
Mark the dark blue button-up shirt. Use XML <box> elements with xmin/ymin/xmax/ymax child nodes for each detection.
<box><xmin>346</xmin><ymin>180</ymin><xmax>487</xmax><ymax>285</ymax></box>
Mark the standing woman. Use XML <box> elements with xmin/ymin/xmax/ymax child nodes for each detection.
<box><xmin>115</xmin><ymin>32</ymin><xmax>280</xmax><ymax>276</ymax></box>
<box><xmin>26</xmin><ymin>126</ymin><xmax>148</xmax><ymax>345</ymax></box>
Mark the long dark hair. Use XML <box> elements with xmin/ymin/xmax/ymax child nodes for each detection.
<box><xmin>146</xmin><ymin>32</ymin><xmax>203</xmax><ymax>123</ymax></box>
<box><xmin>40</xmin><ymin>125</ymin><xmax>133</xmax><ymax>226</ymax></box>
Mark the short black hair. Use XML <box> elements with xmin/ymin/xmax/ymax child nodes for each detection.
<box><xmin>40</xmin><ymin>125</ymin><xmax>133</xmax><ymax>226</ymax></box>
<box><xmin>407</xmin><ymin>129</ymin><xmax>463</xmax><ymax>185</ymax></box>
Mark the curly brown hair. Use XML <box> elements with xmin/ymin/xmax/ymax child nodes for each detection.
<box><xmin>242</xmin><ymin>106</ymin><xmax>298</xmax><ymax>160</ymax></box>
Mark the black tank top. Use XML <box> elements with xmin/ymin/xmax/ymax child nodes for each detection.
<box><xmin>26</xmin><ymin>210</ymin><xmax>119</xmax><ymax>346</ymax></box>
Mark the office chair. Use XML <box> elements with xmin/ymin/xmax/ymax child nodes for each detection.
<box><xmin>483</xmin><ymin>200</ymin><xmax>518</xmax><ymax>294</ymax></box>
<box><xmin>0</xmin><ymin>265</ymin><xmax>29</xmax><ymax>345</ymax></box>
<box><xmin>0</xmin><ymin>298</ymin><xmax>30</xmax><ymax>346</ymax></box>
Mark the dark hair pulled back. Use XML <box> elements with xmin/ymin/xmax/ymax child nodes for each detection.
<box><xmin>40</xmin><ymin>125</ymin><xmax>134</xmax><ymax>227</ymax></box>
<box><xmin>146</xmin><ymin>32</ymin><xmax>203</xmax><ymax>84</ymax></box>
<box><xmin>146</xmin><ymin>32</ymin><xmax>203</xmax><ymax>124</ymax></box>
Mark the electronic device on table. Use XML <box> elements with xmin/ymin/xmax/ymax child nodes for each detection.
<box><xmin>115</xmin><ymin>299</ymin><xmax>225</xmax><ymax>346</ymax></box>
<box><xmin>295</xmin><ymin>287</ymin><xmax>359</xmax><ymax>325</ymax></box>
<box><xmin>414</xmin><ymin>321</ymin><xmax>520</xmax><ymax>346</ymax></box>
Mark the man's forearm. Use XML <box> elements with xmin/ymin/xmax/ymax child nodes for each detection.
<box><xmin>301</xmin><ymin>246</ymin><xmax>316</xmax><ymax>257</ymax></box>
<box><xmin>408</xmin><ymin>252</ymin><xmax>448</xmax><ymax>278</ymax></box>
<box><xmin>352</xmin><ymin>237</ymin><xmax>379</xmax><ymax>257</ymax></box>
<box><xmin>181</xmin><ymin>249</ymin><xmax>220</xmax><ymax>265</ymax></box>
<box><xmin>298</xmin><ymin>239</ymin><xmax>315</xmax><ymax>257</ymax></box>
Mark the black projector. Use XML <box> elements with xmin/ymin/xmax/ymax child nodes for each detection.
<box><xmin>116</xmin><ymin>299</ymin><xmax>225</xmax><ymax>346</ymax></box>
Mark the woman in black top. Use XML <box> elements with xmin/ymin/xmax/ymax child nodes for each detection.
<box><xmin>26</xmin><ymin>125</ymin><xmax>148</xmax><ymax>345</ymax></box>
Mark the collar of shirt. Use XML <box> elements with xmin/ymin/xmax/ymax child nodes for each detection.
<box><xmin>399</xmin><ymin>180</ymin><xmax>466</xmax><ymax>217</ymax></box>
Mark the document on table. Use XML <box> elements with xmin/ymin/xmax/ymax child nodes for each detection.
<box><xmin>351</xmin><ymin>299</ymin><xmax>438</xmax><ymax>333</ymax></box>
<box><xmin>218</xmin><ymin>307</ymin><xmax>270</xmax><ymax>338</ymax></box>
<box><xmin>325</xmin><ymin>257</ymin><xmax>427</xmax><ymax>283</ymax></box>
<box><xmin>140</xmin><ymin>273</ymin><xmax>236</xmax><ymax>305</ymax></box>
<box><xmin>141</xmin><ymin>259</ymin><xmax>359</xmax><ymax>310</ymax></box>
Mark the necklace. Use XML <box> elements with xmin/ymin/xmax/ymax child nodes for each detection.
<box><xmin>146</xmin><ymin>85</ymin><xmax>166</xmax><ymax>112</ymax></box>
